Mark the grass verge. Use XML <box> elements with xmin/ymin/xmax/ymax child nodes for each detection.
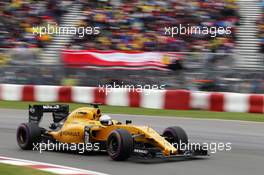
<box><xmin>0</xmin><ymin>163</ymin><xmax>55</xmax><ymax>175</ymax></box>
<box><xmin>0</xmin><ymin>101</ymin><xmax>263</xmax><ymax>122</ymax></box>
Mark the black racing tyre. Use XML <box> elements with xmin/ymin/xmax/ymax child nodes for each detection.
<box><xmin>16</xmin><ymin>123</ymin><xmax>41</xmax><ymax>150</ymax></box>
<box><xmin>107</xmin><ymin>129</ymin><xmax>133</xmax><ymax>161</ymax></box>
<box><xmin>163</xmin><ymin>126</ymin><xmax>188</xmax><ymax>151</ymax></box>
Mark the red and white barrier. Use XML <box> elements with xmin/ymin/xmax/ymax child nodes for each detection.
<box><xmin>0</xmin><ymin>84</ymin><xmax>264</xmax><ymax>113</ymax></box>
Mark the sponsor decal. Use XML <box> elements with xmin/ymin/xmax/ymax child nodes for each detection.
<box><xmin>134</xmin><ymin>149</ymin><xmax>148</xmax><ymax>154</ymax></box>
<box><xmin>60</xmin><ymin>131</ymin><xmax>80</xmax><ymax>137</ymax></box>
<box><xmin>43</xmin><ymin>105</ymin><xmax>60</xmax><ymax>109</ymax></box>
<box><xmin>29</xmin><ymin>107</ymin><xmax>35</xmax><ymax>113</ymax></box>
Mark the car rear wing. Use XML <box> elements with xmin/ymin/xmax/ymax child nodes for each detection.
<box><xmin>28</xmin><ymin>104</ymin><xmax>69</xmax><ymax>123</ymax></box>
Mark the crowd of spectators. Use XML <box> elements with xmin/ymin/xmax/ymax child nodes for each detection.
<box><xmin>257</xmin><ymin>0</ymin><xmax>264</xmax><ymax>53</ymax></box>
<box><xmin>70</xmin><ymin>0</ymin><xmax>240</xmax><ymax>53</ymax></box>
<box><xmin>0</xmin><ymin>0</ymin><xmax>72</xmax><ymax>49</ymax></box>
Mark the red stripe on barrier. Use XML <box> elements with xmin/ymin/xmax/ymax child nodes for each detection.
<box><xmin>94</xmin><ymin>88</ymin><xmax>106</xmax><ymax>104</ymax></box>
<box><xmin>22</xmin><ymin>85</ymin><xmax>35</xmax><ymax>101</ymax></box>
<box><xmin>249</xmin><ymin>95</ymin><xmax>264</xmax><ymax>113</ymax></box>
<box><xmin>209</xmin><ymin>93</ymin><xmax>224</xmax><ymax>111</ymax></box>
<box><xmin>129</xmin><ymin>91</ymin><xmax>140</xmax><ymax>107</ymax></box>
<box><xmin>58</xmin><ymin>86</ymin><xmax>72</xmax><ymax>102</ymax></box>
<box><xmin>164</xmin><ymin>90</ymin><xmax>190</xmax><ymax>110</ymax></box>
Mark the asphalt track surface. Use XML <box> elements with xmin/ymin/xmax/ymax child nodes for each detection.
<box><xmin>0</xmin><ymin>109</ymin><xmax>264</xmax><ymax>175</ymax></box>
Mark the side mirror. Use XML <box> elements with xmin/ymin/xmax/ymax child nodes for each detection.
<box><xmin>126</xmin><ymin>120</ymin><xmax>132</xmax><ymax>125</ymax></box>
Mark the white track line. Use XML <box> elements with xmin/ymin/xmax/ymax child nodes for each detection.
<box><xmin>0</xmin><ymin>156</ymin><xmax>110</xmax><ymax>175</ymax></box>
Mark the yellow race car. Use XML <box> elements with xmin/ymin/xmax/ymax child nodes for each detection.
<box><xmin>16</xmin><ymin>104</ymin><xmax>208</xmax><ymax>161</ymax></box>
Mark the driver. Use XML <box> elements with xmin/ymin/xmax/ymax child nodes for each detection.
<box><xmin>99</xmin><ymin>115</ymin><xmax>113</xmax><ymax>126</ymax></box>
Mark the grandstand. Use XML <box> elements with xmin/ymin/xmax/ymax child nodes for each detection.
<box><xmin>235</xmin><ymin>0</ymin><xmax>263</xmax><ymax>70</ymax></box>
<box><xmin>257</xmin><ymin>0</ymin><xmax>264</xmax><ymax>54</ymax></box>
<box><xmin>0</xmin><ymin>0</ymin><xmax>264</xmax><ymax>93</ymax></box>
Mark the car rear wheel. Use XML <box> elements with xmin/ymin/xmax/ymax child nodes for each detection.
<box><xmin>163</xmin><ymin>126</ymin><xmax>188</xmax><ymax>153</ymax></box>
<box><xmin>107</xmin><ymin>129</ymin><xmax>133</xmax><ymax>161</ymax></box>
<box><xmin>16</xmin><ymin>123</ymin><xmax>41</xmax><ymax>150</ymax></box>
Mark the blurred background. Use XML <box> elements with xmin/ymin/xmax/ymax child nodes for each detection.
<box><xmin>0</xmin><ymin>0</ymin><xmax>264</xmax><ymax>93</ymax></box>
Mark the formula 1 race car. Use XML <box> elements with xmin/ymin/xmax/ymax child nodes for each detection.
<box><xmin>16</xmin><ymin>104</ymin><xmax>208</xmax><ymax>161</ymax></box>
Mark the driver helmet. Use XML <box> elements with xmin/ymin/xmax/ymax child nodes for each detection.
<box><xmin>99</xmin><ymin>115</ymin><xmax>113</xmax><ymax>125</ymax></box>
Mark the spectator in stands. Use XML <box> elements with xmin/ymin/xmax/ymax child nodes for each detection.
<box><xmin>257</xmin><ymin>13</ymin><xmax>264</xmax><ymax>53</ymax></box>
<box><xmin>0</xmin><ymin>0</ymin><xmax>71</xmax><ymax>49</ymax></box>
<box><xmin>71</xmin><ymin>0</ymin><xmax>240</xmax><ymax>53</ymax></box>
<box><xmin>257</xmin><ymin>0</ymin><xmax>264</xmax><ymax>53</ymax></box>
<box><xmin>0</xmin><ymin>52</ymin><xmax>10</xmax><ymax>66</ymax></box>
<box><xmin>261</xmin><ymin>0</ymin><xmax>264</xmax><ymax>10</ymax></box>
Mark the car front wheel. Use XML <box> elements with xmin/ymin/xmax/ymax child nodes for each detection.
<box><xmin>107</xmin><ymin>129</ymin><xmax>133</xmax><ymax>161</ymax></box>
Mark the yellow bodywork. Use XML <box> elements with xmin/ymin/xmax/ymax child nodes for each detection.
<box><xmin>48</xmin><ymin>107</ymin><xmax>177</xmax><ymax>156</ymax></box>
